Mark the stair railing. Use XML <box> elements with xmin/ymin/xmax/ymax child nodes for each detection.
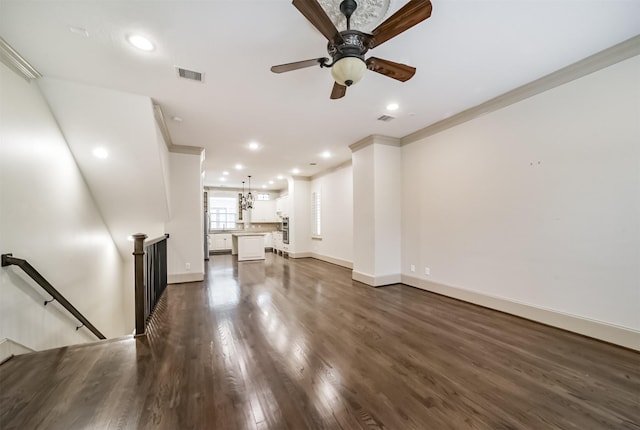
<box><xmin>1</xmin><ymin>254</ymin><xmax>106</xmax><ymax>339</ymax></box>
<box><xmin>133</xmin><ymin>233</ymin><xmax>169</xmax><ymax>336</ymax></box>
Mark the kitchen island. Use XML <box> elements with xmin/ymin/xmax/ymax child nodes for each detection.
<box><xmin>231</xmin><ymin>232</ymin><xmax>267</xmax><ymax>261</ymax></box>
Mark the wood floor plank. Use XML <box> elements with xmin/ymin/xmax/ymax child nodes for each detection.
<box><xmin>1</xmin><ymin>254</ymin><xmax>638</xmax><ymax>429</ymax></box>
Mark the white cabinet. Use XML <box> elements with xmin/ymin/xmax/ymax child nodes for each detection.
<box><xmin>275</xmin><ymin>195</ymin><xmax>289</xmax><ymax>217</ymax></box>
<box><xmin>273</xmin><ymin>231</ymin><xmax>290</xmax><ymax>255</ymax></box>
<box><xmin>264</xmin><ymin>232</ymin><xmax>273</xmax><ymax>249</ymax></box>
<box><xmin>251</xmin><ymin>200</ymin><xmax>277</xmax><ymax>222</ymax></box>
<box><xmin>232</xmin><ymin>234</ymin><xmax>266</xmax><ymax>261</ymax></box>
<box><xmin>212</xmin><ymin>233</ymin><xmax>232</xmax><ymax>250</ymax></box>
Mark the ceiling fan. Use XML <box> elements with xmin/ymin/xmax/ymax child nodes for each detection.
<box><xmin>271</xmin><ymin>0</ymin><xmax>433</xmax><ymax>99</ymax></box>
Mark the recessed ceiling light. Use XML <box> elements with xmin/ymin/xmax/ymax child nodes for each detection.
<box><xmin>127</xmin><ymin>34</ymin><xmax>154</xmax><ymax>51</ymax></box>
<box><xmin>171</xmin><ymin>116</ymin><xmax>183</xmax><ymax>122</ymax></box>
<box><xmin>248</xmin><ymin>142</ymin><xmax>260</xmax><ymax>150</ymax></box>
<box><xmin>222</xmin><ymin>171</ymin><xmax>229</xmax><ymax>175</ymax></box>
<box><xmin>269</xmin><ymin>180</ymin><xmax>274</xmax><ymax>184</ymax></box>
<box><xmin>386</xmin><ymin>103</ymin><xmax>399</xmax><ymax>111</ymax></box>
<box><xmin>292</xmin><ymin>168</ymin><xmax>300</xmax><ymax>174</ymax></box>
<box><xmin>277</xmin><ymin>175</ymin><xmax>284</xmax><ymax>180</ymax></box>
<box><xmin>235</xmin><ymin>164</ymin><xmax>243</xmax><ymax>170</ymax></box>
<box><xmin>262</xmin><ymin>185</ymin><xmax>267</xmax><ymax>189</ymax></box>
<box><xmin>219</xmin><ymin>177</ymin><xmax>226</xmax><ymax>181</ymax></box>
<box><xmin>93</xmin><ymin>147</ymin><xmax>108</xmax><ymax>159</ymax></box>
<box><xmin>321</xmin><ymin>151</ymin><xmax>331</xmax><ymax>158</ymax></box>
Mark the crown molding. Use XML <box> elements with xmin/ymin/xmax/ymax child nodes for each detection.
<box><xmin>349</xmin><ymin>134</ymin><xmax>401</xmax><ymax>153</ymax></box>
<box><xmin>310</xmin><ymin>159</ymin><xmax>353</xmax><ymax>181</ymax></box>
<box><xmin>402</xmin><ymin>35</ymin><xmax>640</xmax><ymax>146</ymax></box>
<box><xmin>169</xmin><ymin>145</ymin><xmax>204</xmax><ymax>155</ymax></box>
<box><xmin>153</xmin><ymin>103</ymin><xmax>204</xmax><ymax>156</ymax></box>
<box><xmin>0</xmin><ymin>37</ymin><xmax>41</xmax><ymax>81</ymax></box>
<box><xmin>152</xmin><ymin>104</ymin><xmax>173</xmax><ymax>148</ymax></box>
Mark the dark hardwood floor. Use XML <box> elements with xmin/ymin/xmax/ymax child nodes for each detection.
<box><xmin>1</xmin><ymin>254</ymin><xmax>639</xmax><ymax>429</ymax></box>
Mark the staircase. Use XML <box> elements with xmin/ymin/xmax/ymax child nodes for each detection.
<box><xmin>0</xmin><ymin>335</ymin><xmax>142</xmax><ymax>429</ymax></box>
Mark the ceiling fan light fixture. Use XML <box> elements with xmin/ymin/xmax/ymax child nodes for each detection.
<box><xmin>331</xmin><ymin>56</ymin><xmax>366</xmax><ymax>87</ymax></box>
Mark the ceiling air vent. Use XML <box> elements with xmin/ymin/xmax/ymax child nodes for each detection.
<box><xmin>176</xmin><ymin>66</ymin><xmax>204</xmax><ymax>82</ymax></box>
<box><xmin>377</xmin><ymin>114</ymin><xmax>395</xmax><ymax>122</ymax></box>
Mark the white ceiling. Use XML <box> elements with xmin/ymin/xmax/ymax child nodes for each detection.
<box><xmin>37</xmin><ymin>77</ymin><xmax>172</xmax><ymax>256</ymax></box>
<box><xmin>1</xmin><ymin>0</ymin><xmax>639</xmax><ymax>191</ymax></box>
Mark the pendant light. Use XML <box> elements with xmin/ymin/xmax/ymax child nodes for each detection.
<box><xmin>240</xmin><ymin>176</ymin><xmax>255</xmax><ymax>210</ymax></box>
<box><xmin>246</xmin><ymin>176</ymin><xmax>255</xmax><ymax>209</ymax></box>
<box><xmin>240</xmin><ymin>181</ymin><xmax>248</xmax><ymax>211</ymax></box>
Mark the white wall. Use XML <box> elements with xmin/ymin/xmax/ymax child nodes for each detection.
<box><xmin>0</xmin><ymin>62</ymin><xmax>129</xmax><ymax>354</ymax></box>
<box><xmin>37</xmin><ymin>77</ymin><xmax>170</xmax><ymax>259</ymax></box>
<box><xmin>352</xmin><ymin>145</ymin><xmax>376</xmax><ymax>276</ymax></box>
<box><xmin>156</xmin><ymin>123</ymin><xmax>172</xmax><ymax>221</ymax></box>
<box><xmin>374</xmin><ymin>144</ymin><xmax>402</xmax><ymax>277</ymax></box>
<box><xmin>401</xmin><ymin>56</ymin><xmax>640</xmax><ymax>337</ymax></box>
<box><xmin>165</xmin><ymin>152</ymin><xmax>205</xmax><ymax>283</ymax></box>
<box><xmin>288</xmin><ymin>177</ymin><xmax>311</xmax><ymax>257</ymax></box>
<box><xmin>352</xmin><ymin>141</ymin><xmax>403</xmax><ymax>285</ymax></box>
<box><xmin>310</xmin><ymin>162</ymin><xmax>354</xmax><ymax>266</ymax></box>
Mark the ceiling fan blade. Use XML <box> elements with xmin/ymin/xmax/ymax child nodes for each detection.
<box><xmin>292</xmin><ymin>0</ymin><xmax>343</xmax><ymax>43</ymax></box>
<box><xmin>271</xmin><ymin>58</ymin><xmax>328</xmax><ymax>73</ymax></box>
<box><xmin>370</xmin><ymin>0</ymin><xmax>432</xmax><ymax>48</ymax></box>
<box><xmin>366</xmin><ymin>57</ymin><xmax>416</xmax><ymax>82</ymax></box>
<box><xmin>330</xmin><ymin>82</ymin><xmax>347</xmax><ymax>99</ymax></box>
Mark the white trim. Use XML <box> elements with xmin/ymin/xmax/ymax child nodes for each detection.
<box><xmin>289</xmin><ymin>252</ymin><xmax>312</xmax><ymax>259</ymax></box>
<box><xmin>169</xmin><ymin>144</ymin><xmax>204</xmax><ymax>155</ymax></box>
<box><xmin>0</xmin><ymin>338</ymin><xmax>35</xmax><ymax>363</ymax></box>
<box><xmin>401</xmin><ymin>274</ymin><xmax>640</xmax><ymax>351</ymax></box>
<box><xmin>352</xmin><ymin>270</ymin><xmax>402</xmax><ymax>287</ymax></box>
<box><xmin>310</xmin><ymin>159</ymin><xmax>352</xmax><ymax>181</ymax></box>
<box><xmin>401</xmin><ymin>35</ymin><xmax>640</xmax><ymax>146</ymax></box>
<box><xmin>152</xmin><ymin>104</ymin><xmax>203</xmax><ymax>155</ymax></box>
<box><xmin>309</xmin><ymin>253</ymin><xmax>353</xmax><ymax>269</ymax></box>
<box><xmin>0</xmin><ymin>37</ymin><xmax>41</xmax><ymax>81</ymax></box>
<box><xmin>349</xmin><ymin>135</ymin><xmax>400</xmax><ymax>153</ymax></box>
<box><xmin>152</xmin><ymin>104</ymin><xmax>173</xmax><ymax>148</ymax></box>
<box><xmin>168</xmin><ymin>272</ymin><xmax>204</xmax><ymax>284</ymax></box>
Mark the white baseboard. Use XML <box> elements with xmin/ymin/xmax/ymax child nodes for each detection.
<box><xmin>309</xmin><ymin>253</ymin><xmax>353</xmax><ymax>269</ymax></box>
<box><xmin>0</xmin><ymin>338</ymin><xmax>35</xmax><ymax>363</ymax></box>
<box><xmin>352</xmin><ymin>271</ymin><xmax>402</xmax><ymax>287</ymax></box>
<box><xmin>168</xmin><ymin>272</ymin><xmax>204</xmax><ymax>284</ymax></box>
<box><xmin>289</xmin><ymin>252</ymin><xmax>312</xmax><ymax>259</ymax></box>
<box><xmin>401</xmin><ymin>274</ymin><xmax>640</xmax><ymax>351</ymax></box>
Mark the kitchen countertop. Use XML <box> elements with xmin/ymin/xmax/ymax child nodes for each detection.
<box><xmin>231</xmin><ymin>232</ymin><xmax>268</xmax><ymax>236</ymax></box>
<box><xmin>211</xmin><ymin>230</ymin><xmax>275</xmax><ymax>234</ymax></box>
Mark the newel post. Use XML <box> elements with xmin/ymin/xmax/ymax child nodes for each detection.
<box><xmin>133</xmin><ymin>233</ymin><xmax>147</xmax><ymax>336</ymax></box>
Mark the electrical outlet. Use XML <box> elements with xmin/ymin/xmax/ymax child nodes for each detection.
<box><xmin>424</xmin><ymin>267</ymin><xmax>430</xmax><ymax>276</ymax></box>
<box><xmin>410</xmin><ymin>265</ymin><xmax>415</xmax><ymax>272</ymax></box>
<box><xmin>185</xmin><ymin>262</ymin><xmax>191</xmax><ymax>270</ymax></box>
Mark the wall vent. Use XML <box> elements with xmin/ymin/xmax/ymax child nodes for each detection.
<box><xmin>176</xmin><ymin>66</ymin><xmax>204</xmax><ymax>82</ymax></box>
<box><xmin>377</xmin><ymin>114</ymin><xmax>395</xmax><ymax>122</ymax></box>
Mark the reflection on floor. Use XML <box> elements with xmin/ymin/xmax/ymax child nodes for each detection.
<box><xmin>1</xmin><ymin>254</ymin><xmax>639</xmax><ymax>429</ymax></box>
